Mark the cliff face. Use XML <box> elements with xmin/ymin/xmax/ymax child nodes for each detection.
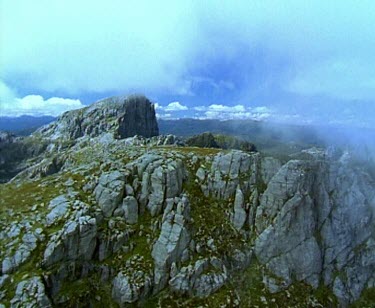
<box><xmin>37</xmin><ymin>95</ymin><xmax>159</xmax><ymax>140</ymax></box>
<box><xmin>0</xmin><ymin>95</ymin><xmax>159</xmax><ymax>182</ymax></box>
<box><xmin>117</xmin><ymin>96</ymin><xmax>159</xmax><ymax>138</ymax></box>
<box><xmin>0</xmin><ymin>131</ymin><xmax>48</xmax><ymax>183</ymax></box>
<box><xmin>0</xmin><ymin>100</ymin><xmax>374</xmax><ymax>307</ymax></box>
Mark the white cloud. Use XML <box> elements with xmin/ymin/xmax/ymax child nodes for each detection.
<box><xmin>156</xmin><ymin>113</ymin><xmax>173</xmax><ymax>120</ymax></box>
<box><xmin>0</xmin><ymin>82</ymin><xmax>84</xmax><ymax>116</ymax></box>
<box><xmin>252</xmin><ymin>106</ymin><xmax>271</xmax><ymax>113</ymax></box>
<box><xmin>191</xmin><ymin>103</ymin><xmax>272</xmax><ymax>120</ymax></box>
<box><xmin>250</xmin><ymin>112</ymin><xmax>272</xmax><ymax>121</ymax></box>
<box><xmin>194</xmin><ymin>104</ymin><xmax>246</xmax><ymax>113</ymax></box>
<box><xmin>193</xmin><ymin>106</ymin><xmax>206</xmax><ymax>112</ymax></box>
<box><xmin>204</xmin><ymin>110</ymin><xmax>252</xmax><ymax>120</ymax></box>
<box><xmin>208</xmin><ymin>104</ymin><xmax>246</xmax><ymax>113</ymax></box>
<box><xmin>163</xmin><ymin>101</ymin><xmax>188</xmax><ymax>111</ymax></box>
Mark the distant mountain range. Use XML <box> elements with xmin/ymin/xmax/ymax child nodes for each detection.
<box><xmin>0</xmin><ymin>115</ymin><xmax>56</xmax><ymax>135</ymax></box>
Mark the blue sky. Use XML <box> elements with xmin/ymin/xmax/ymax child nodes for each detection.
<box><xmin>1</xmin><ymin>0</ymin><xmax>375</xmax><ymax>127</ymax></box>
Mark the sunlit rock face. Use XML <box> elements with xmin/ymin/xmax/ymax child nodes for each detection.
<box><xmin>37</xmin><ymin>94</ymin><xmax>159</xmax><ymax>140</ymax></box>
<box><xmin>0</xmin><ymin>95</ymin><xmax>159</xmax><ymax>182</ymax></box>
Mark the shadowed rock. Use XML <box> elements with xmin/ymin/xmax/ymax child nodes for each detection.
<box><xmin>38</xmin><ymin>95</ymin><xmax>159</xmax><ymax>140</ymax></box>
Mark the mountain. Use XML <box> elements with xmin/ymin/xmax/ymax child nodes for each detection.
<box><xmin>159</xmin><ymin>118</ymin><xmax>375</xmax><ymax>158</ymax></box>
<box><xmin>0</xmin><ymin>115</ymin><xmax>56</xmax><ymax>135</ymax></box>
<box><xmin>38</xmin><ymin>95</ymin><xmax>159</xmax><ymax>140</ymax></box>
<box><xmin>0</xmin><ymin>95</ymin><xmax>374</xmax><ymax>307</ymax></box>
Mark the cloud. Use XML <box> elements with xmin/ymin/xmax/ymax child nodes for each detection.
<box><xmin>252</xmin><ymin>106</ymin><xmax>271</xmax><ymax>113</ymax></box>
<box><xmin>204</xmin><ymin>110</ymin><xmax>252</xmax><ymax>120</ymax></box>
<box><xmin>191</xmin><ymin>103</ymin><xmax>272</xmax><ymax>121</ymax></box>
<box><xmin>287</xmin><ymin>58</ymin><xmax>375</xmax><ymax>101</ymax></box>
<box><xmin>0</xmin><ymin>82</ymin><xmax>84</xmax><ymax>116</ymax></box>
<box><xmin>156</xmin><ymin>113</ymin><xmax>172</xmax><ymax>119</ymax></box>
<box><xmin>1</xmin><ymin>1</ymin><xmax>375</xmax><ymax>101</ymax></box>
<box><xmin>193</xmin><ymin>106</ymin><xmax>206</xmax><ymax>112</ymax></box>
<box><xmin>194</xmin><ymin>104</ymin><xmax>246</xmax><ymax>112</ymax></box>
<box><xmin>1</xmin><ymin>0</ymin><xmax>200</xmax><ymax>95</ymax></box>
<box><xmin>208</xmin><ymin>104</ymin><xmax>246</xmax><ymax>113</ymax></box>
<box><xmin>0</xmin><ymin>80</ymin><xmax>16</xmax><ymax>102</ymax></box>
<box><xmin>163</xmin><ymin>102</ymin><xmax>188</xmax><ymax>111</ymax></box>
<box><xmin>1</xmin><ymin>0</ymin><xmax>375</xmax><ymax>127</ymax></box>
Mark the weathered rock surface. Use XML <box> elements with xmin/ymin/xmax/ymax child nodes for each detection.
<box><xmin>94</xmin><ymin>171</ymin><xmax>125</xmax><ymax>217</ymax></box>
<box><xmin>112</xmin><ymin>270</ymin><xmax>153</xmax><ymax>305</ymax></box>
<box><xmin>152</xmin><ymin>195</ymin><xmax>191</xmax><ymax>292</ymax></box>
<box><xmin>202</xmin><ymin>150</ymin><xmax>261</xmax><ymax>199</ymax></box>
<box><xmin>254</xmin><ymin>155</ymin><xmax>375</xmax><ymax>305</ymax></box>
<box><xmin>2</xmin><ymin>231</ymin><xmax>43</xmax><ymax>274</ymax></box>
<box><xmin>195</xmin><ymin>148</ymin><xmax>375</xmax><ymax>306</ymax></box>
<box><xmin>46</xmin><ymin>195</ymin><xmax>71</xmax><ymax>226</ymax></box>
<box><xmin>98</xmin><ymin>222</ymin><xmax>129</xmax><ymax>261</ymax></box>
<box><xmin>10</xmin><ymin>276</ymin><xmax>51</xmax><ymax>308</ymax></box>
<box><xmin>122</xmin><ymin>196</ymin><xmax>139</xmax><ymax>224</ymax></box>
<box><xmin>38</xmin><ymin>95</ymin><xmax>159</xmax><ymax>140</ymax></box>
<box><xmin>127</xmin><ymin>153</ymin><xmax>186</xmax><ymax>216</ymax></box>
<box><xmin>169</xmin><ymin>257</ymin><xmax>228</xmax><ymax>298</ymax></box>
<box><xmin>232</xmin><ymin>185</ymin><xmax>246</xmax><ymax>230</ymax></box>
<box><xmin>43</xmin><ymin>215</ymin><xmax>97</xmax><ymax>267</ymax></box>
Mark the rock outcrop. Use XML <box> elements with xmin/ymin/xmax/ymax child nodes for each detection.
<box><xmin>10</xmin><ymin>276</ymin><xmax>51</xmax><ymax>308</ymax></box>
<box><xmin>0</xmin><ymin>103</ymin><xmax>374</xmax><ymax>307</ymax></box>
<box><xmin>43</xmin><ymin>215</ymin><xmax>97</xmax><ymax>267</ymax></box>
<box><xmin>37</xmin><ymin>95</ymin><xmax>159</xmax><ymax>140</ymax></box>
<box><xmin>94</xmin><ymin>171</ymin><xmax>126</xmax><ymax>217</ymax></box>
<box><xmin>252</xmin><ymin>156</ymin><xmax>375</xmax><ymax>305</ymax></box>
<box><xmin>195</xmin><ymin>148</ymin><xmax>375</xmax><ymax>306</ymax></box>
<box><xmin>152</xmin><ymin>196</ymin><xmax>191</xmax><ymax>292</ymax></box>
<box><xmin>169</xmin><ymin>257</ymin><xmax>228</xmax><ymax>297</ymax></box>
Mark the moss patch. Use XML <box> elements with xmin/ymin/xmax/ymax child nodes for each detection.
<box><xmin>232</xmin><ymin>259</ymin><xmax>338</xmax><ymax>308</ymax></box>
<box><xmin>182</xmin><ymin>172</ymin><xmax>245</xmax><ymax>259</ymax></box>
<box><xmin>351</xmin><ymin>287</ymin><xmax>375</xmax><ymax>308</ymax></box>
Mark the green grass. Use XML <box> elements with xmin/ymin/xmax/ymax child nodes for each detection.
<box><xmin>182</xmin><ymin>173</ymin><xmax>246</xmax><ymax>259</ymax></box>
<box><xmin>351</xmin><ymin>287</ymin><xmax>375</xmax><ymax>308</ymax></box>
<box><xmin>57</xmin><ymin>274</ymin><xmax>118</xmax><ymax>308</ymax></box>
<box><xmin>0</xmin><ymin>176</ymin><xmax>62</xmax><ymax>215</ymax></box>
<box><xmin>144</xmin><ymin>285</ymin><xmax>237</xmax><ymax>307</ymax></box>
<box><xmin>158</xmin><ymin>145</ymin><xmax>224</xmax><ymax>156</ymax></box>
<box><xmin>231</xmin><ymin>259</ymin><xmax>338</xmax><ymax>308</ymax></box>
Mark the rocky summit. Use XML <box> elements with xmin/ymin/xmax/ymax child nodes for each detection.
<box><xmin>0</xmin><ymin>96</ymin><xmax>374</xmax><ymax>307</ymax></box>
<box><xmin>38</xmin><ymin>95</ymin><xmax>159</xmax><ymax>140</ymax></box>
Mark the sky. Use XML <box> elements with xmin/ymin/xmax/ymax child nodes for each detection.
<box><xmin>1</xmin><ymin>0</ymin><xmax>375</xmax><ymax>127</ymax></box>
